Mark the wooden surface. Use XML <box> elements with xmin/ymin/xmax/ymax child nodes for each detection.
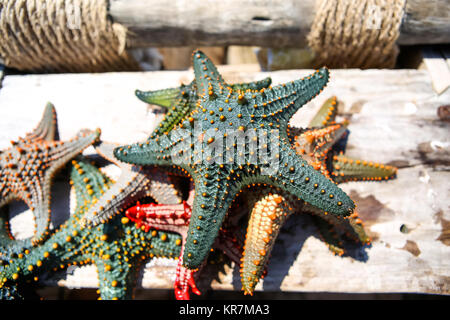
<box><xmin>0</xmin><ymin>66</ymin><xmax>449</xmax><ymax>295</ymax></box>
<box><xmin>110</xmin><ymin>0</ymin><xmax>450</xmax><ymax>48</ymax></box>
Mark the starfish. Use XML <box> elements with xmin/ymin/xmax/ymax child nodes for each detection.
<box><xmin>80</xmin><ymin>141</ymin><xmax>182</xmax><ymax>226</ymax></box>
<box><xmin>0</xmin><ymin>103</ymin><xmax>100</xmax><ymax>251</ymax></box>
<box><xmin>239</xmin><ymin>96</ymin><xmax>398</xmax><ymax>294</ymax></box>
<box><xmin>125</xmin><ymin>181</ymin><xmax>243</xmax><ymax>300</ymax></box>
<box><xmin>114</xmin><ymin>50</ymin><xmax>355</xmax><ymax>270</ymax></box>
<box><xmin>0</xmin><ymin>158</ymin><xmax>185</xmax><ymax>300</ymax></box>
<box><xmin>135</xmin><ymin>77</ymin><xmax>272</xmax><ymax>139</ymax></box>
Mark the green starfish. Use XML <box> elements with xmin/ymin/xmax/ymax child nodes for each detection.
<box><xmin>0</xmin><ymin>103</ymin><xmax>100</xmax><ymax>251</ymax></box>
<box><xmin>0</xmin><ymin>158</ymin><xmax>183</xmax><ymax>300</ymax></box>
<box><xmin>114</xmin><ymin>50</ymin><xmax>355</xmax><ymax>270</ymax></box>
<box><xmin>239</xmin><ymin>96</ymin><xmax>397</xmax><ymax>294</ymax></box>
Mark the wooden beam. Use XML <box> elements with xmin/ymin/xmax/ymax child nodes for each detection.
<box><xmin>110</xmin><ymin>0</ymin><xmax>450</xmax><ymax>48</ymax></box>
<box><xmin>0</xmin><ymin>67</ymin><xmax>449</xmax><ymax>295</ymax></box>
<box><xmin>398</xmin><ymin>0</ymin><xmax>450</xmax><ymax>45</ymax></box>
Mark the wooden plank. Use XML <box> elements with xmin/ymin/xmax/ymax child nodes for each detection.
<box><xmin>110</xmin><ymin>0</ymin><xmax>450</xmax><ymax>48</ymax></box>
<box><xmin>421</xmin><ymin>47</ymin><xmax>450</xmax><ymax>94</ymax></box>
<box><xmin>398</xmin><ymin>0</ymin><xmax>450</xmax><ymax>45</ymax></box>
<box><xmin>110</xmin><ymin>0</ymin><xmax>311</xmax><ymax>48</ymax></box>
<box><xmin>0</xmin><ymin>68</ymin><xmax>449</xmax><ymax>295</ymax></box>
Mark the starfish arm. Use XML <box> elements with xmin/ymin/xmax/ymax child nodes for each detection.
<box><xmin>270</xmin><ymin>140</ymin><xmax>355</xmax><ymax>217</ymax></box>
<box><xmin>26</xmin><ymin>129</ymin><xmax>100</xmax><ymax>241</ymax></box>
<box><xmin>174</xmin><ymin>245</ymin><xmax>201</xmax><ymax>300</ymax></box>
<box><xmin>230</xmin><ymin>77</ymin><xmax>272</xmax><ymax>91</ymax></box>
<box><xmin>182</xmin><ymin>174</ymin><xmax>234</xmax><ymax>269</ymax></box>
<box><xmin>124</xmin><ymin>201</ymin><xmax>198</xmax><ymax>300</ymax></box>
<box><xmin>241</xmin><ymin>191</ymin><xmax>294</xmax><ymax>295</ymax></box>
<box><xmin>305</xmin><ymin>203</ymin><xmax>371</xmax><ymax>246</ymax></box>
<box><xmin>71</xmin><ymin>158</ymin><xmax>112</xmax><ymax>208</ymax></box>
<box><xmin>144</xmin><ymin>167</ymin><xmax>183</xmax><ymax>205</ymax></box>
<box><xmin>81</xmin><ymin>168</ymin><xmax>143</xmax><ymax>226</ymax></box>
<box><xmin>290</xmin><ymin>124</ymin><xmax>348</xmax><ymax>177</ymax></box>
<box><xmin>345</xmin><ymin>212</ymin><xmax>371</xmax><ymax>244</ymax></box>
<box><xmin>148</xmin><ymin>86</ymin><xmax>196</xmax><ymax>139</ymax></box>
<box><xmin>246</xmin><ymin>68</ymin><xmax>329</xmax><ymax>125</ymax></box>
<box><xmin>310</xmin><ymin>215</ymin><xmax>345</xmax><ymax>256</ymax></box>
<box><xmin>135</xmin><ymin>87</ymin><xmax>182</xmax><ymax>109</ymax></box>
<box><xmin>95</xmin><ymin>141</ymin><xmax>182</xmax><ymax>205</ymax></box>
<box><xmin>192</xmin><ymin>50</ymin><xmax>229</xmax><ymax>98</ymax></box>
<box><xmin>113</xmin><ymin>137</ymin><xmax>184</xmax><ymax>169</ymax></box>
<box><xmin>142</xmin><ymin>78</ymin><xmax>272</xmax><ymax>140</ymax></box>
<box><xmin>0</xmin><ymin>218</ymin><xmax>93</xmax><ymax>289</ymax></box>
<box><xmin>97</xmin><ymin>260</ymin><xmax>138</xmax><ymax>300</ymax></box>
<box><xmin>308</xmin><ymin>96</ymin><xmax>339</xmax><ymax>127</ymax></box>
<box><xmin>174</xmin><ymin>264</ymin><xmax>201</xmax><ymax>300</ymax></box>
<box><xmin>25</xmin><ymin>102</ymin><xmax>59</xmax><ymax>142</ymax></box>
<box><xmin>47</xmin><ymin>129</ymin><xmax>101</xmax><ymax>166</ymax></box>
<box><xmin>215</xmin><ymin>228</ymin><xmax>243</xmax><ymax>266</ymax></box>
<box><xmin>82</xmin><ymin>168</ymin><xmax>182</xmax><ymax>227</ymax></box>
<box><xmin>0</xmin><ymin>282</ymin><xmax>23</xmax><ymax>300</ymax></box>
<box><xmin>125</xmin><ymin>201</ymin><xmax>191</xmax><ymax>232</ymax></box>
<box><xmin>331</xmin><ymin>154</ymin><xmax>398</xmax><ymax>183</ymax></box>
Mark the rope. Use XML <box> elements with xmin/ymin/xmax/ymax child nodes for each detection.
<box><xmin>307</xmin><ymin>0</ymin><xmax>406</xmax><ymax>69</ymax></box>
<box><xmin>0</xmin><ymin>0</ymin><xmax>140</xmax><ymax>73</ymax></box>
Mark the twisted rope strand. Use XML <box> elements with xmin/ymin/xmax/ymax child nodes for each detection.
<box><xmin>308</xmin><ymin>0</ymin><xmax>406</xmax><ymax>69</ymax></box>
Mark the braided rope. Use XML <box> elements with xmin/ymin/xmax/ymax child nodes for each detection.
<box><xmin>0</xmin><ymin>0</ymin><xmax>139</xmax><ymax>73</ymax></box>
<box><xmin>308</xmin><ymin>0</ymin><xmax>406</xmax><ymax>69</ymax></box>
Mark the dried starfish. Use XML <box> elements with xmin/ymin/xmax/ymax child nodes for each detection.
<box><xmin>80</xmin><ymin>141</ymin><xmax>182</xmax><ymax>226</ymax></box>
<box><xmin>114</xmin><ymin>50</ymin><xmax>355</xmax><ymax>271</ymax></box>
<box><xmin>240</xmin><ymin>97</ymin><xmax>398</xmax><ymax>294</ymax></box>
<box><xmin>0</xmin><ymin>158</ymin><xmax>185</xmax><ymax>300</ymax></box>
<box><xmin>0</xmin><ymin>103</ymin><xmax>100</xmax><ymax>251</ymax></box>
<box><xmin>125</xmin><ymin>181</ymin><xmax>243</xmax><ymax>300</ymax></box>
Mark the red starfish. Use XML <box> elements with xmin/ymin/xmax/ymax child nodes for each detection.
<box><xmin>125</xmin><ymin>182</ymin><xmax>243</xmax><ymax>300</ymax></box>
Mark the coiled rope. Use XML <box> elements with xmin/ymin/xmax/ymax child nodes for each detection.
<box><xmin>307</xmin><ymin>0</ymin><xmax>406</xmax><ymax>69</ymax></box>
<box><xmin>0</xmin><ymin>0</ymin><xmax>139</xmax><ymax>72</ymax></box>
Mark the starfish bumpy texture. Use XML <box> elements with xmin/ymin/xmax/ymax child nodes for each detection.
<box><xmin>114</xmin><ymin>50</ymin><xmax>355</xmax><ymax>270</ymax></box>
<box><xmin>0</xmin><ymin>103</ymin><xmax>100</xmax><ymax>251</ymax></box>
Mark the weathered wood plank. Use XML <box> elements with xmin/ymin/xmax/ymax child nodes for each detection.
<box><xmin>110</xmin><ymin>0</ymin><xmax>450</xmax><ymax>48</ymax></box>
<box><xmin>0</xmin><ymin>68</ymin><xmax>449</xmax><ymax>294</ymax></box>
<box><xmin>421</xmin><ymin>47</ymin><xmax>450</xmax><ymax>94</ymax></box>
<box><xmin>398</xmin><ymin>0</ymin><xmax>450</xmax><ymax>45</ymax></box>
